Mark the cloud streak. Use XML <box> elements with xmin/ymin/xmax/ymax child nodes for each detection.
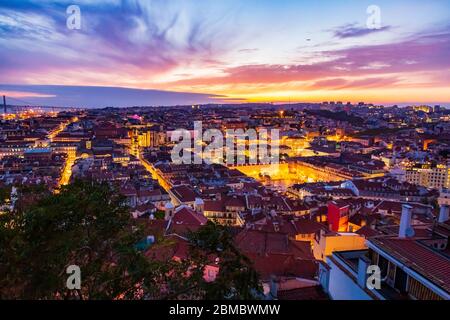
<box><xmin>169</xmin><ymin>28</ymin><xmax>450</xmax><ymax>87</ymax></box>
<box><xmin>331</xmin><ymin>23</ymin><xmax>392</xmax><ymax>39</ymax></box>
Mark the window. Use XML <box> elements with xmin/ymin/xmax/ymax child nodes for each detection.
<box><xmin>369</xmin><ymin>249</ymin><xmax>378</xmax><ymax>266</ymax></box>
<box><xmin>394</xmin><ymin>268</ymin><xmax>408</xmax><ymax>293</ymax></box>
<box><xmin>378</xmin><ymin>255</ymin><xmax>389</xmax><ymax>278</ymax></box>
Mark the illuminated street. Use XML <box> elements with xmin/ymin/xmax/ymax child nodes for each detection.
<box><xmin>58</xmin><ymin>150</ymin><xmax>77</xmax><ymax>188</ymax></box>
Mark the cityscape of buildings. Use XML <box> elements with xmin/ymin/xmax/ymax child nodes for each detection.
<box><xmin>1</xmin><ymin>100</ymin><xmax>449</xmax><ymax>300</ymax></box>
<box><xmin>1</xmin><ymin>0</ymin><xmax>450</xmax><ymax>305</ymax></box>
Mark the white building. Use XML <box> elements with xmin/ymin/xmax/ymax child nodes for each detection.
<box><xmin>319</xmin><ymin>205</ymin><xmax>450</xmax><ymax>300</ymax></box>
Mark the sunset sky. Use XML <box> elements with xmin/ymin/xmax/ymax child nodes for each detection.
<box><xmin>1</xmin><ymin>0</ymin><xmax>450</xmax><ymax>107</ymax></box>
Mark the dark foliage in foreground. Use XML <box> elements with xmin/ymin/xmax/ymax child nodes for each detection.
<box><xmin>0</xmin><ymin>180</ymin><xmax>261</xmax><ymax>300</ymax></box>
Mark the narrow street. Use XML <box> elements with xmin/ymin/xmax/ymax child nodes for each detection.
<box><xmin>132</xmin><ymin>141</ymin><xmax>172</xmax><ymax>193</ymax></box>
<box><xmin>52</xmin><ymin>116</ymin><xmax>80</xmax><ymax>189</ymax></box>
<box><xmin>58</xmin><ymin>150</ymin><xmax>77</xmax><ymax>188</ymax></box>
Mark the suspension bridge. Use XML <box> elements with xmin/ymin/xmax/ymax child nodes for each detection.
<box><xmin>2</xmin><ymin>95</ymin><xmax>85</xmax><ymax>114</ymax></box>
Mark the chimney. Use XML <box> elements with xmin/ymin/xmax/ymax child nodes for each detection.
<box><xmin>194</xmin><ymin>198</ymin><xmax>204</xmax><ymax>215</ymax></box>
<box><xmin>164</xmin><ymin>202</ymin><xmax>175</xmax><ymax>221</ymax></box>
<box><xmin>399</xmin><ymin>204</ymin><xmax>414</xmax><ymax>238</ymax></box>
<box><xmin>438</xmin><ymin>205</ymin><xmax>450</xmax><ymax>223</ymax></box>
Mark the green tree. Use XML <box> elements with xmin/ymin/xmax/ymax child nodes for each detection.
<box><xmin>0</xmin><ymin>180</ymin><xmax>161</xmax><ymax>299</ymax></box>
<box><xmin>154</xmin><ymin>210</ymin><xmax>166</xmax><ymax>220</ymax></box>
<box><xmin>0</xmin><ymin>181</ymin><xmax>262</xmax><ymax>300</ymax></box>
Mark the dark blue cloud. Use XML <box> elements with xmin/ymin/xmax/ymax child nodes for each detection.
<box><xmin>0</xmin><ymin>0</ymin><xmax>236</xmax><ymax>76</ymax></box>
<box><xmin>332</xmin><ymin>23</ymin><xmax>392</xmax><ymax>39</ymax></box>
<box><xmin>0</xmin><ymin>84</ymin><xmax>223</xmax><ymax>108</ymax></box>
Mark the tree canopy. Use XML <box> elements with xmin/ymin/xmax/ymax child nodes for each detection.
<box><xmin>0</xmin><ymin>180</ymin><xmax>158</xmax><ymax>299</ymax></box>
<box><xmin>0</xmin><ymin>180</ymin><xmax>261</xmax><ymax>300</ymax></box>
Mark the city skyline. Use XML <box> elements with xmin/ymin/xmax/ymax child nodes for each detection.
<box><xmin>2</xmin><ymin>0</ymin><xmax>450</xmax><ymax>304</ymax></box>
<box><xmin>1</xmin><ymin>0</ymin><xmax>450</xmax><ymax>107</ymax></box>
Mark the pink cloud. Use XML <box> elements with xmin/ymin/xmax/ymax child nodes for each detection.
<box><xmin>167</xmin><ymin>29</ymin><xmax>450</xmax><ymax>91</ymax></box>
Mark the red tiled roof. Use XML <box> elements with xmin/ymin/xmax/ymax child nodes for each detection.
<box><xmin>144</xmin><ymin>234</ymin><xmax>192</xmax><ymax>262</ymax></box>
<box><xmin>235</xmin><ymin>228</ymin><xmax>314</xmax><ymax>259</ymax></box>
<box><xmin>204</xmin><ymin>199</ymin><xmax>226</xmax><ymax>212</ymax></box>
<box><xmin>246</xmin><ymin>195</ymin><xmax>262</xmax><ymax>207</ymax></box>
<box><xmin>225</xmin><ymin>196</ymin><xmax>246</xmax><ymax>208</ymax></box>
<box><xmin>172</xmin><ymin>207</ymin><xmax>208</xmax><ymax>226</ymax></box>
<box><xmin>138</xmin><ymin>189</ymin><xmax>165</xmax><ymax>197</ymax></box>
<box><xmin>330</xmin><ymin>199</ymin><xmax>351</xmax><ymax>209</ymax></box>
<box><xmin>173</xmin><ymin>240</ymin><xmax>190</xmax><ymax>260</ymax></box>
<box><xmin>356</xmin><ymin>225</ymin><xmax>382</xmax><ymax>238</ymax></box>
<box><xmin>171</xmin><ymin>185</ymin><xmax>197</xmax><ymax>203</ymax></box>
<box><xmin>246</xmin><ymin>253</ymin><xmax>318</xmax><ymax>280</ymax></box>
<box><xmin>253</xmin><ymin>220</ymin><xmax>297</xmax><ymax>236</ymax></box>
<box><xmin>370</xmin><ymin>237</ymin><xmax>450</xmax><ymax>293</ymax></box>
<box><xmin>242</xmin><ymin>212</ymin><xmax>267</xmax><ymax>224</ymax></box>
<box><xmin>290</xmin><ymin>219</ymin><xmax>327</xmax><ymax>235</ymax></box>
